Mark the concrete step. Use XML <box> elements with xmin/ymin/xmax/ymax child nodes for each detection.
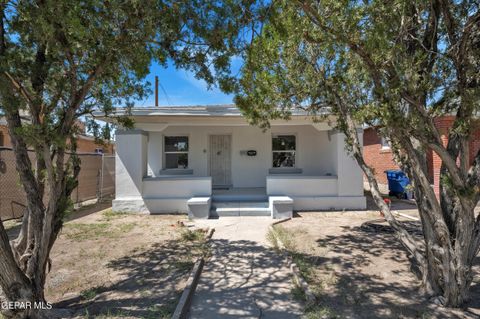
<box><xmin>212</xmin><ymin>194</ymin><xmax>269</xmax><ymax>202</ymax></box>
<box><xmin>210</xmin><ymin>201</ymin><xmax>271</xmax><ymax>217</ymax></box>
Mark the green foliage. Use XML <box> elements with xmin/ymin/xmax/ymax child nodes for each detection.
<box><xmin>0</xmin><ymin>2</ymin><xmax>261</xmax><ymax>301</ymax></box>
<box><xmin>291</xmin><ymin>284</ymin><xmax>306</xmax><ymax>302</ymax></box>
<box><xmin>0</xmin><ymin>0</ymin><xmax>259</xmax><ymax>142</ymax></box>
<box><xmin>179</xmin><ymin>228</ymin><xmax>205</xmax><ymax>242</ymax></box>
<box><xmin>302</xmin><ymin>305</ymin><xmax>338</xmax><ymax>319</ymax></box>
<box><xmin>80</xmin><ymin>287</ymin><xmax>101</xmax><ymax>301</ymax></box>
<box><xmin>230</xmin><ymin>0</ymin><xmax>479</xmax><ymax>156</ymax></box>
<box><xmin>224</xmin><ymin>2</ymin><xmax>480</xmax><ymax>306</ymax></box>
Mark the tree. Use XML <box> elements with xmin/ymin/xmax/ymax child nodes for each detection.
<box><xmin>0</xmin><ymin>1</ymin><xmax>255</xmax><ymax>317</ymax></box>
<box><xmin>231</xmin><ymin>0</ymin><xmax>480</xmax><ymax>307</ymax></box>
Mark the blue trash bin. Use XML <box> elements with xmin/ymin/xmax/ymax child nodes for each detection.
<box><xmin>385</xmin><ymin>170</ymin><xmax>410</xmax><ymax>198</ymax></box>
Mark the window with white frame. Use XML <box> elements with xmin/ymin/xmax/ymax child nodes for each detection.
<box><xmin>164</xmin><ymin>136</ymin><xmax>189</xmax><ymax>169</ymax></box>
<box><xmin>272</xmin><ymin>135</ymin><xmax>296</xmax><ymax>167</ymax></box>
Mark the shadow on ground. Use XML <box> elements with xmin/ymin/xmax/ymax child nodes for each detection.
<box><xmin>365</xmin><ymin>192</ymin><xmax>417</xmax><ymax>212</ymax></box>
<box><xmin>55</xmin><ymin>238</ymin><xmax>204</xmax><ymax>318</ymax></box>
<box><xmin>305</xmin><ymin>221</ymin><xmax>480</xmax><ymax>318</ymax></box>
<box><xmin>188</xmin><ymin>238</ymin><xmax>302</xmax><ymax>319</ymax></box>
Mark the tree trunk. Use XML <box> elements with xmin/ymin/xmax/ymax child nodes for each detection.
<box><xmin>0</xmin><ymin>109</ymin><xmax>79</xmax><ymax>318</ymax></box>
<box><xmin>1</xmin><ymin>205</ymin><xmax>69</xmax><ymax>318</ymax></box>
<box><xmin>331</xmin><ymin>91</ymin><xmax>479</xmax><ymax>307</ymax></box>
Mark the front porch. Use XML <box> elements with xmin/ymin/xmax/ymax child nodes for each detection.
<box><xmin>113</xmin><ymin>172</ymin><xmax>366</xmax><ymax>218</ymax></box>
<box><xmin>112</xmin><ymin>116</ymin><xmax>366</xmax><ymax>218</ymax></box>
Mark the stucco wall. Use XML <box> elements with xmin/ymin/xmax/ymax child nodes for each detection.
<box><xmin>115</xmin><ymin>124</ymin><xmax>367</xmax><ymax>212</ymax></box>
<box><xmin>115</xmin><ymin>130</ymin><xmax>148</xmax><ymax>199</ymax></box>
<box><xmin>146</xmin><ymin>125</ymin><xmax>336</xmax><ymax>188</ymax></box>
<box><xmin>334</xmin><ymin>131</ymin><xmax>365</xmax><ymax>197</ymax></box>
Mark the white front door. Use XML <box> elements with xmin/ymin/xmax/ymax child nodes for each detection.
<box><xmin>209</xmin><ymin>135</ymin><xmax>232</xmax><ymax>188</ymax></box>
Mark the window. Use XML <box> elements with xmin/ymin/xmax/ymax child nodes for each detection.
<box><xmin>272</xmin><ymin>135</ymin><xmax>296</xmax><ymax>168</ymax></box>
<box><xmin>164</xmin><ymin>136</ymin><xmax>189</xmax><ymax>169</ymax></box>
<box><xmin>0</xmin><ymin>131</ymin><xmax>3</xmax><ymax>147</ymax></box>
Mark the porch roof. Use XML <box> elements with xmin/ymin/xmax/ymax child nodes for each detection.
<box><xmin>92</xmin><ymin>104</ymin><xmax>331</xmax><ymax>121</ymax></box>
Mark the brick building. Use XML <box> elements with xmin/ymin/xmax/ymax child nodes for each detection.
<box><xmin>363</xmin><ymin>116</ymin><xmax>480</xmax><ymax>196</ymax></box>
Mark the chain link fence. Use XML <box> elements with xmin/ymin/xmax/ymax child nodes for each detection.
<box><xmin>0</xmin><ymin>147</ymin><xmax>115</xmax><ymax>221</ymax></box>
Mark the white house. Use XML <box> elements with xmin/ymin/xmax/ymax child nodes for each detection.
<box><xmin>97</xmin><ymin>104</ymin><xmax>366</xmax><ymax>218</ymax></box>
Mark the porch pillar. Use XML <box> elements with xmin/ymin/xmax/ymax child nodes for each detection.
<box><xmin>114</xmin><ymin>130</ymin><xmax>148</xmax><ymax>210</ymax></box>
<box><xmin>332</xmin><ymin>129</ymin><xmax>364</xmax><ymax>197</ymax></box>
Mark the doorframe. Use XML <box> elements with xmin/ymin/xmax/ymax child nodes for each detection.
<box><xmin>208</xmin><ymin>134</ymin><xmax>233</xmax><ymax>189</ymax></box>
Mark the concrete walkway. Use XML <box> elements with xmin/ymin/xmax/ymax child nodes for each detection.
<box><xmin>188</xmin><ymin>217</ymin><xmax>303</xmax><ymax>319</ymax></box>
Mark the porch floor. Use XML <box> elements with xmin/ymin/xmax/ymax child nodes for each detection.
<box><xmin>211</xmin><ymin>187</ymin><xmax>267</xmax><ymax>202</ymax></box>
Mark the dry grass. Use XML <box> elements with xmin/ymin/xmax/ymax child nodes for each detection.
<box><xmin>34</xmin><ymin>206</ymin><xmax>210</xmax><ymax>318</ymax></box>
<box><xmin>275</xmin><ymin>207</ymin><xmax>480</xmax><ymax>319</ymax></box>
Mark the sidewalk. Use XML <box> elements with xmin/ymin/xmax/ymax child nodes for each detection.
<box><xmin>188</xmin><ymin>217</ymin><xmax>303</xmax><ymax>319</ymax></box>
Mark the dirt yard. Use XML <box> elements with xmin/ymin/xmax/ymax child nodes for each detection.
<box><xmin>272</xmin><ymin>198</ymin><xmax>480</xmax><ymax>319</ymax></box>
<box><xmin>6</xmin><ymin>204</ymin><xmax>208</xmax><ymax>318</ymax></box>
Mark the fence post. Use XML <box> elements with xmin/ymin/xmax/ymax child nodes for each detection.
<box><xmin>100</xmin><ymin>154</ymin><xmax>105</xmax><ymax>201</ymax></box>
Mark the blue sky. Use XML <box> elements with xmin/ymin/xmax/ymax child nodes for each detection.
<box><xmin>135</xmin><ymin>61</ymin><xmax>235</xmax><ymax>107</ymax></box>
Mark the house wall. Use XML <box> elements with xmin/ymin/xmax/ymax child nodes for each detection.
<box><xmin>363</xmin><ymin>128</ymin><xmax>400</xmax><ymax>193</ymax></box>
<box><xmin>431</xmin><ymin>116</ymin><xmax>480</xmax><ymax>197</ymax></box>
<box><xmin>115</xmin><ymin>130</ymin><xmax>148</xmax><ymax>199</ymax></box>
<box><xmin>76</xmin><ymin>136</ymin><xmax>115</xmax><ymax>154</ymax></box>
<box><xmin>363</xmin><ymin>118</ymin><xmax>480</xmax><ymax>196</ymax></box>
<box><xmin>114</xmin><ymin>123</ymin><xmax>367</xmax><ymax>213</ymax></box>
<box><xmin>147</xmin><ymin>125</ymin><xmax>336</xmax><ymax>188</ymax></box>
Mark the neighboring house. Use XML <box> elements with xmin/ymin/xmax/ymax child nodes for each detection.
<box><xmin>363</xmin><ymin>128</ymin><xmax>403</xmax><ymax>194</ymax></box>
<box><xmin>96</xmin><ymin>104</ymin><xmax>367</xmax><ymax>218</ymax></box>
<box><xmin>73</xmin><ymin>121</ymin><xmax>115</xmax><ymax>154</ymax></box>
<box><xmin>0</xmin><ymin>117</ymin><xmax>114</xmax><ymax>154</ymax></box>
<box><xmin>363</xmin><ymin>116</ymin><xmax>480</xmax><ymax>197</ymax></box>
<box><xmin>0</xmin><ymin>117</ymin><xmax>12</xmax><ymax>147</ymax></box>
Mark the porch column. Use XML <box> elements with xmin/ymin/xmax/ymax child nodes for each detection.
<box><xmin>332</xmin><ymin>129</ymin><xmax>364</xmax><ymax>197</ymax></box>
<box><xmin>115</xmin><ymin>129</ymin><xmax>148</xmax><ymax>200</ymax></box>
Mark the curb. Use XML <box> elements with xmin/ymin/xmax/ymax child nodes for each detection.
<box><xmin>172</xmin><ymin>227</ymin><xmax>215</xmax><ymax>319</ymax></box>
<box><xmin>269</xmin><ymin>220</ymin><xmax>316</xmax><ymax>305</ymax></box>
<box><xmin>271</xmin><ymin>217</ymin><xmax>292</xmax><ymax>226</ymax></box>
<box><xmin>172</xmin><ymin>258</ymin><xmax>204</xmax><ymax>319</ymax></box>
<box><xmin>289</xmin><ymin>257</ymin><xmax>316</xmax><ymax>304</ymax></box>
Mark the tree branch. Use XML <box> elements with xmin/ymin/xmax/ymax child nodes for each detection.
<box><xmin>326</xmin><ymin>84</ymin><xmax>426</xmax><ymax>265</ymax></box>
<box><xmin>3</xmin><ymin>72</ymin><xmax>35</xmax><ymax>108</ymax></box>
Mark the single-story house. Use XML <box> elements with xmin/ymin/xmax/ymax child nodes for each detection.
<box><xmin>97</xmin><ymin>104</ymin><xmax>366</xmax><ymax>218</ymax></box>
